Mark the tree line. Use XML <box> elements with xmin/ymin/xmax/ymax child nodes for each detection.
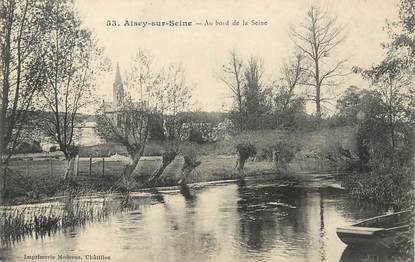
<box><xmin>219</xmin><ymin>6</ymin><xmax>347</xmax><ymax>131</ymax></box>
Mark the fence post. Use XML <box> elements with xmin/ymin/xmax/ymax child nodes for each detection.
<box><xmin>49</xmin><ymin>152</ymin><xmax>53</xmax><ymax>176</ymax></box>
<box><xmin>102</xmin><ymin>157</ymin><xmax>105</xmax><ymax>176</ymax></box>
<box><xmin>73</xmin><ymin>155</ymin><xmax>79</xmax><ymax>176</ymax></box>
<box><xmin>77</xmin><ymin>155</ymin><xmax>80</xmax><ymax>176</ymax></box>
<box><xmin>2</xmin><ymin>165</ymin><xmax>6</xmax><ymax>200</ymax></box>
<box><xmin>89</xmin><ymin>156</ymin><xmax>92</xmax><ymax>176</ymax></box>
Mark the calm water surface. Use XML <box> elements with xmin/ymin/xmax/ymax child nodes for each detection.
<box><xmin>0</xmin><ymin>175</ymin><xmax>411</xmax><ymax>262</ymax></box>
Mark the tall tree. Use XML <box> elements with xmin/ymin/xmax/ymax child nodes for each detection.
<box><xmin>219</xmin><ymin>49</ymin><xmax>245</xmax><ymax>131</ymax></box>
<box><xmin>243</xmin><ymin>56</ymin><xmax>267</xmax><ymax>130</ymax></box>
<box><xmin>0</xmin><ymin>0</ymin><xmax>47</xmax><ymax>200</ymax></box>
<box><xmin>348</xmin><ymin>0</ymin><xmax>415</xmax><ymax>208</ymax></box>
<box><xmin>355</xmin><ymin>0</ymin><xmax>414</xmax><ymax>169</ymax></box>
<box><xmin>38</xmin><ymin>0</ymin><xmax>104</xmax><ymax>179</ymax></box>
<box><xmin>290</xmin><ymin>6</ymin><xmax>347</xmax><ymax>121</ymax></box>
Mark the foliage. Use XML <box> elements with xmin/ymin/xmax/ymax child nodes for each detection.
<box><xmin>187</xmin><ymin>127</ymin><xmax>204</xmax><ymax>144</ymax></box>
<box><xmin>219</xmin><ymin>52</ymin><xmax>271</xmax><ymax>131</ymax></box>
<box><xmin>147</xmin><ymin>113</ymin><xmax>165</xmax><ymax>141</ymax></box>
<box><xmin>272</xmin><ymin>96</ymin><xmax>306</xmax><ymax>129</ymax></box>
<box><xmin>343</xmin><ymin>0</ymin><xmax>415</xmax><ymax>207</ymax></box>
<box><xmin>15</xmin><ymin>141</ymin><xmax>42</xmax><ymax>154</ymax></box>
<box><xmin>336</xmin><ymin>85</ymin><xmax>414</xmax><ymax>171</ymax></box>
<box><xmin>335</xmin><ymin>86</ymin><xmax>362</xmax><ymax>126</ymax></box>
<box><xmin>259</xmin><ymin>142</ymin><xmax>297</xmax><ymax>164</ymax></box>
<box><xmin>243</xmin><ymin>57</ymin><xmax>270</xmax><ymax>130</ymax></box>
<box><xmin>235</xmin><ymin>142</ymin><xmax>257</xmax><ymax>174</ymax></box>
<box><xmin>342</xmin><ymin>163</ymin><xmax>414</xmax><ymax>210</ymax></box>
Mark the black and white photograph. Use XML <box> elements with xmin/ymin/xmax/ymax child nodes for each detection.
<box><xmin>0</xmin><ymin>0</ymin><xmax>414</xmax><ymax>261</ymax></box>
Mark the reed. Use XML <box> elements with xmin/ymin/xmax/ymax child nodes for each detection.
<box><xmin>0</xmin><ymin>193</ymin><xmax>113</xmax><ymax>244</ymax></box>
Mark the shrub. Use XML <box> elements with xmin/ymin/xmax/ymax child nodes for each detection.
<box><xmin>188</xmin><ymin>127</ymin><xmax>204</xmax><ymax>144</ymax></box>
<box><xmin>235</xmin><ymin>143</ymin><xmax>257</xmax><ymax>173</ymax></box>
<box><xmin>342</xmin><ymin>163</ymin><xmax>414</xmax><ymax>210</ymax></box>
<box><xmin>265</xmin><ymin>142</ymin><xmax>296</xmax><ymax>163</ymax></box>
<box><xmin>15</xmin><ymin>141</ymin><xmax>42</xmax><ymax>154</ymax></box>
<box><xmin>236</xmin><ymin>143</ymin><xmax>257</xmax><ymax>160</ymax></box>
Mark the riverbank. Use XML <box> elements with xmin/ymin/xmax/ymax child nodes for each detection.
<box><xmin>3</xmin><ymin>155</ymin><xmax>284</xmax><ymax>205</ymax></box>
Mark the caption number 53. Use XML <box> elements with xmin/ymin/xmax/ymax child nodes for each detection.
<box><xmin>106</xmin><ymin>20</ymin><xmax>118</xmax><ymax>26</ymax></box>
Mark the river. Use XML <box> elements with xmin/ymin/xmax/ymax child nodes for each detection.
<box><xmin>0</xmin><ymin>174</ymin><xmax>412</xmax><ymax>262</ymax></box>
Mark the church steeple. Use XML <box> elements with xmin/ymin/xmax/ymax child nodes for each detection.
<box><xmin>113</xmin><ymin>62</ymin><xmax>124</xmax><ymax>108</ymax></box>
<box><xmin>114</xmin><ymin>62</ymin><xmax>122</xmax><ymax>86</ymax></box>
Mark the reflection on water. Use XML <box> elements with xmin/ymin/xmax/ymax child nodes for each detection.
<box><xmin>0</xmin><ymin>176</ymin><xmax>412</xmax><ymax>262</ymax></box>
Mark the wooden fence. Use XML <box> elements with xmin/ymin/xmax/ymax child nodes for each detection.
<box><xmin>8</xmin><ymin>155</ymin><xmax>161</xmax><ymax>178</ymax></box>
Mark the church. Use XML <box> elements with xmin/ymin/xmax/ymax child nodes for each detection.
<box><xmin>101</xmin><ymin>63</ymin><xmax>125</xmax><ymax>126</ymax></box>
<box><xmin>74</xmin><ymin>64</ymin><xmax>126</xmax><ymax>147</ymax></box>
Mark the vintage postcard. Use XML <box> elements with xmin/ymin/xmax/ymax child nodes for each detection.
<box><xmin>0</xmin><ymin>0</ymin><xmax>414</xmax><ymax>261</ymax></box>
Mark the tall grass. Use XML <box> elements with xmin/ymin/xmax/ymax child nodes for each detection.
<box><xmin>0</xmin><ymin>194</ymin><xmax>113</xmax><ymax>244</ymax></box>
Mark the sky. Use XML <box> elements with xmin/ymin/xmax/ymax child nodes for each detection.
<box><xmin>75</xmin><ymin>0</ymin><xmax>399</xmax><ymax>113</ymax></box>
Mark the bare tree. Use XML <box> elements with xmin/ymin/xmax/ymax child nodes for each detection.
<box><xmin>290</xmin><ymin>5</ymin><xmax>347</xmax><ymax>121</ymax></box>
<box><xmin>279</xmin><ymin>53</ymin><xmax>307</xmax><ymax>112</ymax></box>
<box><xmin>0</xmin><ymin>0</ymin><xmax>47</xmax><ymax>200</ymax></box>
<box><xmin>272</xmin><ymin>52</ymin><xmax>307</xmax><ymax>127</ymax></box>
<box><xmin>219</xmin><ymin>49</ymin><xmax>245</xmax><ymax>131</ymax></box>
<box><xmin>38</xmin><ymin>0</ymin><xmax>105</xmax><ymax>179</ymax></box>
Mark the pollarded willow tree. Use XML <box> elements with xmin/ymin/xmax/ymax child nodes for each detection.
<box><xmin>37</xmin><ymin>0</ymin><xmax>106</xmax><ymax>180</ymax></box>
<box><xmin>96</xmin><ymin>97</ymin><xmax>151</xmax><ymax>179</ymax></box>
<box><xmin>96</xmin><ymin>51</ymin><xmax>159</xmax><ymax>181</ymax></box>
<box><xmin>146</xmin><ymin>63</ymin><xmax>194</xmax><ymax>185</ymax></box>
<box><xmin>290</xmin><ymin>5</ymin><xmax>347</xmax><ymax>121</ymax></box>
